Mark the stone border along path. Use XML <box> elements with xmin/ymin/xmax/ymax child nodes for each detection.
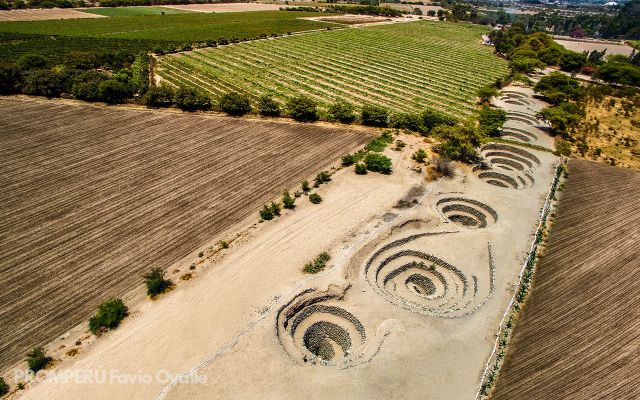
<box><xmin>155</xmin><ymin>177</ymin><xmax>445</xmax><ymax>400</ymax></box>
<box><xmin>475</xmin><ymin>159</ymin><xmax>564</xmax><ymax>400</ymax></box>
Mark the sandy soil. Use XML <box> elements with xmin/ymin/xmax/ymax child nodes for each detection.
<box><xmin>554</xmin><ymin>38</ymin><xmax>634</xmax><ymax>56</ymax></box>
<box><xmin>162</xmin><ymin>3</ymin><xmax>283</xmax><ymax>13</ymax></box>
<box><xmin>0</xmin><ymin>8</ymin><xmax>105</xmax><ymax>21</ymax></box>
<box><xmin>11</xmin><ymin>121</ymin><xmax>559</xmax><ymax>399</ymax></box>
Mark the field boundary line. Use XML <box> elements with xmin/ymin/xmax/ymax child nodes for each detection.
<box><xmin>156</xmin><ymin>177</ymin><xmax>443</xmax><ymax>400</ymax></box>
<box><xmin>474</xmin><ymin>159</ymin><xmax>564</xmax><ymax>399</ymax></box>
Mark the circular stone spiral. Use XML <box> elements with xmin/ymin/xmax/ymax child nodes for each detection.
<box><xmin>276</xmin><ymin>289</ymin><xmax>367</xmax><ymax>367</ymax></box>
<box><xmin>436</xmin><ymin>197</ymin><xmax>498</xmax><ymax>229</ymax></box>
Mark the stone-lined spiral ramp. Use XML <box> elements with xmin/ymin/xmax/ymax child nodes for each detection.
<box><xmin>436</xmin><ymin>197</ymin><xmax>498</xmax><ymax>229</ymax></box>
<box><xmin>364</xmin><ymin>233</ymin><xmax>495</xmax><ymax>318</ymax></box>
<box><xmin>501</xmin><ymin>126</ymin><xmax>537</xmax><ymax>143</ymax></box>
<box><xmin>476</xmin><ymin>143</ymin><xmax>540</xmax><ymax>189</ymax></box>
<box><xmin>277</xmin><ymin>287</ymin><xmax>371</xmax><ymax>367</ymax></box>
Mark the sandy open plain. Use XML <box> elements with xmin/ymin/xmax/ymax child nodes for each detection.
<box><xmin>11</xmin><ymin>87</ymin><xmax>561</xmax><ymax>399</ymax></box>
<box><xmin>163</xmin><ymin>3</ymin><xmax>284</xmax><ymax>13</ymax></box>
<box><xmin>0</xmin><ymin>97</ymin><xmax>371</xmax><ymax>372</ymax></box>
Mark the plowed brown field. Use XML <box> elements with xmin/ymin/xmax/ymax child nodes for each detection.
<box><xmin>0</xmin><ymin>97</ymin><xmax>370</xmax><ymax>370</ymax></box>
<box><xmin>491</xmin><ymin>159</ymin><xmax>640</xmax><ymax>400</ymax></box>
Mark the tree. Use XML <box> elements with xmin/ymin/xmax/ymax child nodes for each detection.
<box><xmin>309</xmin><ymin>193</ymin><xmax>322</xmax><ymax>204</ymax></box>
<box><xmin>364</xmin><ymin>153</ymin><xmax>392</xmax><ymax>174</ymax></box>
<box><xmin>0</xmin><ymin>62</ymin><xmax>21</xmax><ymax>95</ymax></box>
<box><xmin>361</xmin><ymin>105</ymin><xmax>389</xmax><ymax>127</ymax></box>
<box><xmin>301</xmin><ymin>180</ymin><xmax>310</xmax><ymax>194</ymax></box>
<box><xmin>88</xmin><ymin>298</ymin><xmax>128</xmax><ymax>335</ymax></box>
<box><xmin>258</xmin><ymin>95</ymin><xmax>281</xmax><ymax>117</ymax></box>
<box><xmin>538</xmin><ymin>103</ymin><xmax>583</xmax><ymax>138</ymax></box>
<box><xmin>282</xmin><ymin>191</ymin><xmax>295</xmax><ymax>209</ymax></box>
<box><xmin>219</xmin><ymin>91</ymin><xmax>252</xmax><ymax>116</ymax></box>
<box><xmin>559</xmin><ymin>51</ymin><xmax>587</xmax><ymax>72</ymax></box>
<box><xmin>98</xmin><ymin>79</ymin><xmax>130</xmax><ymax>104</ymax></box>
<box><xmin>327</xmin><ymin>100</ymin><xmax>356</xmax><ymax>123</ymax></box>
<box><xmin>143</xmin><ymin>85</ymin><xmax>174</xmax><ymax>108</ymax></box>
<box><xmin>478</xmin><ymin>106</ymin><xmax>508</xmax><ymax>137</ymax></box>
<box><xmin>174</xmin><ymin>87</ymin><xmax>212</xmax><ymax>111</ymax></box>
<box><xmin>355</xmin><ymin>162</ymin><xmax>367</xmax><ymax>175</ymax></box>
<box><xmin>420</xmin><ymin>108</ymin><xmax>457</xmax><ymax>133</ymax></box>
<box><xmin>0</xmin><ymin>376</ymin><xmax>9</xmax><ymax>396</ymax></box>
<box><xmin>143</xmin><ymin>267</ymin><xmax>173</xmax><ymax>297</ymax></box>
<box><xmin>433</xmin><ymin>123</ymin><xmax>481</xmax><ymax>163</ymax></box>
<box><xmin>286</xmin><ymin>95</ymin><xmax>318</xmax><ymax>122</ymax></box>
<box><xmin>25</xmin><ymin>348</ymin><xmax>51</xmax><ymax>373</ymax></box>
<box><xmin>509</xmin><ymin>57</ymin><xmax>544</xmax><ymax>74</ymax></box>
<box><xmin>390</xmin><ymin>112</ymin><xmax>422</xmax><ymax>132</ymax></box>
<box><xmin>22</xmin><ymin>70</ymin><xmax>64</xmax><ymax>97</ymax></box>
<box><xmin>15</xmin><ymin>54</ymin><xmax>48</xmax><ymax>70</ymax></box>
<box><xmin>595</xmin><ymin>62</ymin><xmax>640</xmax><ymax>86</ymax></box>
<box><xmin>534</xmin><ymin>72</ymin><xmax>584</xmax><ymax>104</ymax></box>
<box><xmin>260</xmin><ymin>204</ymin><xmax>274</xmax><ymax>221</ymax></box>
<box><xmin>478</xmin><ymin>85</ymin><xmax>498</xmax><ymax>104</ymax></box>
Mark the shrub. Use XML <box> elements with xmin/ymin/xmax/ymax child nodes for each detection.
<box><xmin>219</xmin><ymin>240</ymin><xmax>229</xmax><ymax>249</ymax></box>
<box><xmin>174</xmin><ymin>87</ymin><xmax>212</xmax><ymax>111</ymax></box>
<box><xmin>15</xmin><ymin>54</ymin><xmax>48</xmax><ymax>70</ymax></box>
<box><xmin>143</xmin><ymin>267</ymin><xmax>173</xmax><ymax>297</ymax></box>
<box><xmin>433</xmin><ymin>157</ymin><xmax>455</xmax><ymax>178</ymax></box>
<box><xmin>88</xmin><ymin>298</ymin><xmax>128</xmax><ymax>335</ymax></box>
<box><xmin>355</xmin><ymin>162</ymin><xmax>368</xmax><ymax>175</ymax></box>
<box><xmin>365</xmin><ymin>132</ymin><xmax>394</xmax><ymax>152</ymax></box>
<box><xmin>258</xmin><ymin>95</ymin><xmax>281</xmax><ymax>117</ymax></box>
<box><xmin>25</xmin><ymin>348</ymin><xmax>51</xmax><ymax>373</ymax></box>
<box><xmin>98</xmin><ymin>79</ymin><xmax>130</xmax><ymax>104</ymax></box>
<box><xmin>364</xmin><ymin>153</ymin><xmax>392</xmax><ymax>174</ymax></box>
<box><xmin>219</xmin><ymin>91</ymin><xmax>252</xmax><ymax>116</ymax></box>
<box><xmin>309</xmin><ymin>193</ymin><xmax>322</xmax><ymax>204</ymax></box>
<box><xmin>327</xmin><ymin>100</ymin><xmax>356</xmax><ymax>123</ymax></box>
<box><xmin>71</xmin><ymin>70</ymin><xmax>109</xmax><ymax>102</ymax></box>
<box><xmin>478</xmin><ymin>85</ymin><xmax>498</xmax><ymax>103</ymax></box>
<box><xmin>303</xmin><ymin>252</ymin><xmax>330</xmax><ymax>273</ymax></box>
<box><xmin>554</xmin><ymin>139</ymin><xmax>572</xmax><ymax>156</ymax></box>
<box><xmin>314</xmin><ymin>171</ymin><xmax>331</xmax><ymax>186</ymax></box>
<box><xmin>0</xmin><ymin>62</ymin><xmax>21</xmax><ymax>95</ymax></box>
<box><xmin>143</xmin><ymin>85</ymin><xmax>174</xmax><ymax>108</ymax></box>
<box><xmin>286</xmin><ymin>95</ymin><xmax>318</xmax><ymax>122</ymax></box>
<box><xmin>0</xmin><ymin>376</ymin><xmax>8</xmax><ymax>396</ymax></box>
<box><xmin>270</xmin><ymin>201</ymin><xmax>281</xmax><ymax>216</ymax></box>
<box><xmin>281</xmin><ymin>191</ymin><xmax>295</xmax><ymax>209</ymax></box>
<box><xmin>301</xmin><ymin>180</ymin><xmax>311</xmax><ymax>193</ymax></box>
<box><xmin>412</xmin><ymin>149</ymin><xmax>428</xmax><ymax>163</ymax></box>
<box><xmin>361</xmin><ymin>104</ymin><xmax>389</xmax><ymax>127</ymax></box>
<box><xmin>22</xmin><ymin>70</ymin><xmax>64</xmax><ymax>97</ymax></box>
<box><xmin>534</xmin><ymin>72</ymin><xmax>584</xmax><ymax>104</ymax></box>
<box><xmin>260</xmin><ymin>204</ymin><xmax>274</xmax><ymax>221</ymax></box>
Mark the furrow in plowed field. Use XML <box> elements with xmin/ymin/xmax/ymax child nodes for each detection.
<box><xmin>156</xmin><ymin>21</ymin><xmax>508</xmax><ymax>117</ymax></box>
<box><xmin>0</xmin><ymin>97</ymin><xmax>371</xmax><ymax>370</ymax></box>
<box><xmin>491</xmin><ymin>160</ymin><xmax>640</xmax><ymax>400</ymax></box>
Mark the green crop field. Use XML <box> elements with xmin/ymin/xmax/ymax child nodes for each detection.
<box><xmin>79</xmin><ymin>6</ymin><xmax>194</xmax><ymax>17</ymax></box>
<box><xmin>156</xmin><ymin>21</ymin><xmax>508</xmax><ymax>117</ymax></box>
<box><xmin>0</xmin><ymin>11</ymin><xmax>333</xmax><ymax>63</ymax></box>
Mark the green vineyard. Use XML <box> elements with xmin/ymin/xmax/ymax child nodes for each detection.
<box><xmin>156</xmin><ymin>21</ymin><xmax>509</xmax><ymax>116</ymax></box>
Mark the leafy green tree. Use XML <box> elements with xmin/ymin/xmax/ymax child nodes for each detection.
<box><xmin>219</xmin><ymin>91</ymin><xmax>252</xmax><ymax>116</ymax></box>
<box><xmin>97</xmin><ymin>79</ymin><xmax>130</xmax><ymax>104</ymax></box>
<box><xmin>538</xmin><ymin>102</ymin><xmax>584</xmax><ymax>138</ymax></box>
<box><xmin>355</xmin><ymin>163</ymin><xmax>367</xmax><ymax>175</ymax></box>
<box><xmin>420</xmin><ymin>109</ymin><xmax>457</xmax><ymax>133</ymax></box>
<box><xmin>143</xmin><ymin>85</ymin><xmax>174</xmax><ymax>107</ymax></box>
<box><xmin>301</xmin><ymin>180</ymin><xmax>311</xmax><ymax>193</ymax></box>
<box><xmin>509</xmin><ymin>57</ymin><xmax>544</xmax><ymax>74</ymax></box>
<box><xmin>143</xmin><ymin>267</ymin><xmax>173</xmax><ymax>297</ymax></box>
<box><xmin>0</xmin><ymin>376</ymin><xmax>9</xmax><ymax>396</ymax></box>
<box><xmin>282</xmin><ymin>191</ymin><xmax>295</xmax><ymax>209</ymax></box>
<box><xmin>25</xmin><ymin>348</ymin><xmax>51</xmax><ymax>373</ymax></box>
<box><xmin>361</xmin><ymin>105</ymin><xmax>389</xmax><ymax>127</ymax></box>
<box><xmin>260</xmin><ymin>204</ymin><xmax>274</xmax><ymax>221</ymax></box>
<box><xmin>22</xmin><ymin>70</ymin><xmax>64</xmax><ymax>97</ymax></box>
<box><xmin>327</xmin><ymin>100</ymin><xmax>356</xmax><ymax>124</ymax></box>
<box><xmin>309</xmin><ymin>193</ymin><xmax>322</xmax><ymax>204</ymax></box>
<box><xmin>269</xmin><ymin>201</ymin><xmax>281</xmax><ymax>216</ymax></box>
<box><xmin>286</xmin><ymin>95</ymin><xmax>318</xmax><ymax>122</ymax></box>
<box><xmin>258</xmin><ymin>95</ymin><xmax>281</xmax><ymax>117</ymax></box>
<box><xmin>559</xmin><ymin>51</ymin><xmax>587</xmax><ymax>72</ymax></box>
<box><xmin>88</xmin><ymin>298</ymin><xmax>128</xmax><ymax>335</ymax></box>
<box><xmin>174</xmin><ymin>87</ymin><xmax>212</xmax><ymax>111</ymax></box>
<box><xmin>478</xmin><ymin>106</ymin><xmax>508</xmax><ymax>137</ymax></box>
<box><xmin>314</xmin><ymin>171</ymin><xmax>331</xmax><ymax>186</ymax></box>
<box><xmin>433</xmin><ymin>123</ymin><xmax>481</xmax><ymax>163</ymax></box>
<box><xmin>390</xmin><ymin>112</ymin><xmax>422</xmax><ymax>132</ymax></box>
<box><xmin>477</xmin><ymin>85</ymin><xmax>498</xmax><ymax>104</ymax></box>
<box><xmin>364</xmin><ymin>153</ymin><xmax>392</xmax><ymax>174</ymax></box>
<box><xmin>595</xmin><ymin>62</ymin><xmax>640</xmax><ymax>86</ymax></box>
<box><xmin>0</xmin><ymin>62</ymin><xmax>22</xmax><ymax>95</ymax></box>
<box><xmin>15</xmin><ymin>54</ymin><xmax>48</xmax><ymax>70</ymax></box>
<box><xmin>534</xmin><ymin>72</ymin><xmax>584</xmax><ymax>104</ymax></box>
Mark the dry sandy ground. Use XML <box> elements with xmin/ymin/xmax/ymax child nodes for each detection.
<box><xmin>163</xmin><ymin>3</ymin><xmax>283</xmax><ymax>13</ymax></box>
<box><xmin>554</xmin><ymin>37</ymin><xmax>634</xmax><ymax>56</ymax></box>
<box><xmin>12</xmin><ymin>124</ymin><xmax>559</xmax><ymax>399</ymax></box>
<box><xmin>0</xmin><ymin>8</ymin><xmax>105</xmax><ymax>21</ymax></box>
